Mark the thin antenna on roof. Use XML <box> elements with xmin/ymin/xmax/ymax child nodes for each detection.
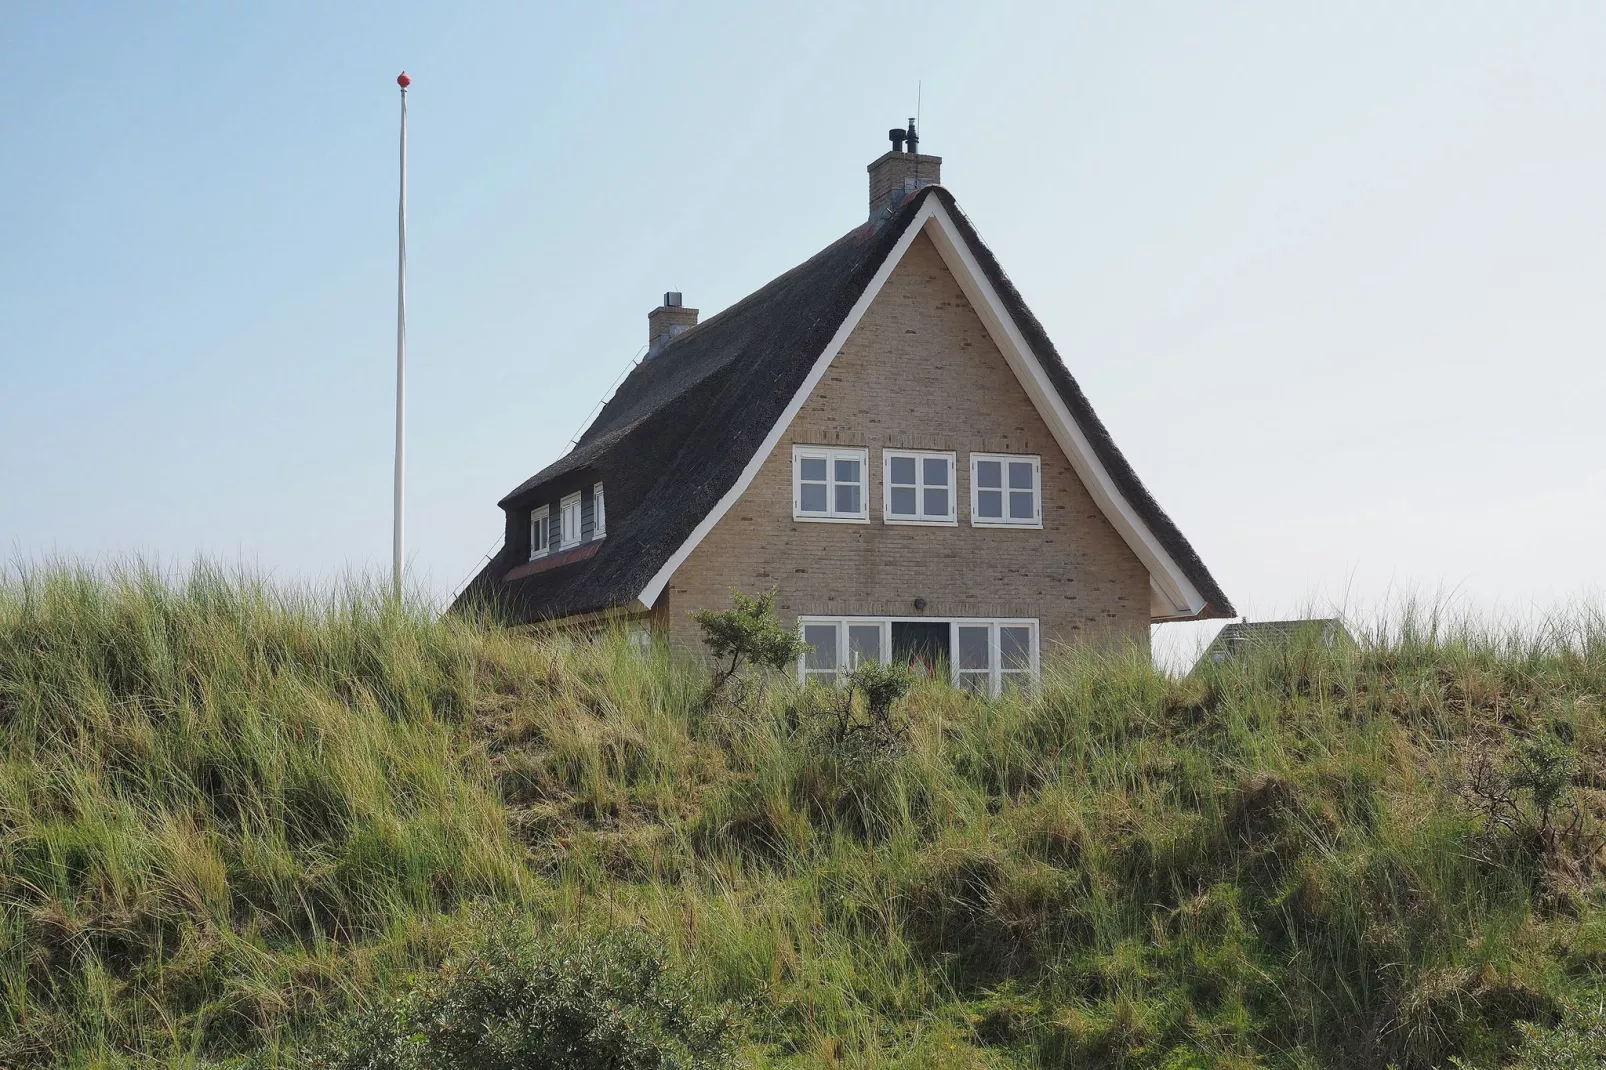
<box><xmin>912</xmin><ymin>81</ymin><xmax>923</xmax><ymax>185</ymax></box>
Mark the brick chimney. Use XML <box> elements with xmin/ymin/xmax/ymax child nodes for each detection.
<box><xmin>647</xmin><ymin>291</ymin><xmax>698</xmax><ymax>358</ymax></box>
<box><xmin>867</xmin><ymin>119</ymin><xmax>941</xmax><ymax>221</ymax></box>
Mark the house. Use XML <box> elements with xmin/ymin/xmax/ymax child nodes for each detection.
<box><xmin>453</xmin><ymin>127</ymin><xmax>1234</xmax><ymax>694</ymax></box>
<box><xmin>1195</xmin><ymin>618</ymin><xmax>1354</xmax><ymax>670</ymax></box>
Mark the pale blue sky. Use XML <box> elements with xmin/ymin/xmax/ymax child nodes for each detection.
<box><xmin>3</xmin><ymin>2</ymin><xmax>1603</xmax><ymax>659</ymax></box>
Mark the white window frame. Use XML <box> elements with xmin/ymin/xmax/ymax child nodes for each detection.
<box><xmin>559</xmin><ymin>491</ymin><xmax>582</xmax><ymax>549</ymax></box>
<box><xmin>593</xmin><ymin>482</ymin><xmax>606</xmax><ymax>539</ymax></box>
<box><xmin>882</xmin><ymin>449</ymin><xmax>958</xmax><ymax>525</ymax></box>
<box><xmin>954</xmin><ymin>619</ymin><xmax>1040</xmax><ymax>698</ymax></box>
<box><xmin>970</xmin><ymin>453</ymin><xmax>1042</xmax><ymax>528</ymax></box>
<box><xmin>792</xmin><ymin>445</ymin><xmax>869</xmax><ymax>523</ymax></box>
<box><xmin>796</xmin><ymin>616</ymin><xmax>1039</xmax><ymax>699</ymax></box>
<box><xmin>529</xmin><ymin>505</ymin><xmax>552</xmax><ymax>560</ymax></box>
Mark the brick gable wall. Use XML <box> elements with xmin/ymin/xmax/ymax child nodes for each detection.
<box><xmin>661</xmin><ymin>230</ymin><xmax>1150</xmax><ymax>653</ymax></box>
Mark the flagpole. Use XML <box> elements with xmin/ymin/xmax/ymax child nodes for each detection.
<box><xmin>393</xmin><ymin>71</ymin><xmax>410</xmax><ymax>604</ymax></box>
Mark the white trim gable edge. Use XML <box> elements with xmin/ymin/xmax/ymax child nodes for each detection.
<box><xmin>635</xmin><ymin>195</ymin><xmax>1207</xmax><ymax>620</ymax></box>
<box><xmin>635</xmin><ymin>197</ymin><xmax>944</xmax><ymax>610</ymax></box>
<box><xmin>918</xmin><ymin>204</ymin><xmax>1205</xmax><ymax>619</ymax></box>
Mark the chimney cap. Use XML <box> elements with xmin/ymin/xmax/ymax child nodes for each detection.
<box><xmin>663</xmin><ymin>291</ymin><xmax>682</xmax><ymax>308</ymax></box>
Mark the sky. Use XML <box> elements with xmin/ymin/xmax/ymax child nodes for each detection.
<box><xmin>3</xmin><ymin>1</ymin><xmax>1603</xmax><ymax>665</ymax></box>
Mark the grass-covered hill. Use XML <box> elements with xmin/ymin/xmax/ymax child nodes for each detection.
<box><xmin>3</xmin><ymin>565</ymin><xmax>1606</xmax><ymax>1069</ymax></box>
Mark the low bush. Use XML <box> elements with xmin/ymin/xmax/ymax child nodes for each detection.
<box><xmin>1452</xmin><ymin>996</ymin><xmax>1606</xmax><ymax>1069</ymax></box>
<box><xmin>291</xmin><ymin>919</ymin><xmax>737</xmax><ymax>1070</ymax></box>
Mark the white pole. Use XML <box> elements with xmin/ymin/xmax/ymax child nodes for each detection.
<box><xmin>393</xmin><ymin>71</ymin><xmax>410</xmax><ymax>604</ymax></box>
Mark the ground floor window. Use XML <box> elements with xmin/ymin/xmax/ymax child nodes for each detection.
<box><xmin>797</xmin><ymin>616</ymin><xmax>1039</xmax><ymax>698</ymax></box>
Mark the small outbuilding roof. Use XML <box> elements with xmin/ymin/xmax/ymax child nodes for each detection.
<box><xmin>1196</xmin><ymin>618</ymin><xmax>1354</xmax><ymax>668</ymax></box>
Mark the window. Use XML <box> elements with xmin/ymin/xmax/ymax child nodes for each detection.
<box><xmin>998</xmin><ymin>624</ymin><xmax>1035</xmax><ymax>692</ymax></box>
<box><xmin>971</xmin><ymin>453</ymin><xmax>1041</xmax><ymax>527</ymax></box>
<box><xmin>801</xmin><ymin>622</ymin><xmax>841</xmax><ymax>684</ymax></box>
<box><xmin>593</xmin><ymin>482</ymin><xmax>606</xmax><ymax>539</ymax></box>
<box><xmin>847</xmin><ymin>623</ymin><xmax>884</xmax><ymax>669</ymax></box>
<box><xmin>559</xmin><ymin>492</ymin><xmax>582</xmax><ymax>548</ymax></box>
<box><xmin>529</xmin><ymin>506</ymin><xmax>551</xmax><ymax>560</ymax></box>
<box><xmin>883</xmin><ymin>450</ymin><xmax>956</xmax><ymax>524</ymax></box>
<box><xmin>800</xmin><ymin>619</ymin><xmax>889</xmax><ymax>685</ymax></box>
<box><xmin>958</xmin><ymin>621</ymin><xmax>1038</xmax><ymax>696</ymax></box>
<box><xmin>793</xmin><ymin>446</ymin><xmax>868</xmax><ymax>522</ymax></box>
<box><xmin>796</xmin><ymin>617</ymin><xmax>1037</xmax><ymax>698</ymax></box>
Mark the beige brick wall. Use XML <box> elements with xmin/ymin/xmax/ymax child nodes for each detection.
<box><xmin>662</xmin><ymin>230</ymin><xmax>1151</xmax><ymax>655</ymax></box>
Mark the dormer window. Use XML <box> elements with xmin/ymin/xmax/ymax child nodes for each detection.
<box><xmin>560</xmin><ymin>492</ymin><xmax>582</xmax><ymax>549</ymax></box>
<box><xmin>593</xmin><ymin>482</ymin><xmax>606</xmax><ymax>539</ymax></box>
<box><xmin>529</xmin><ymin>506</ymin><xmax>551</xmax><ymax>560</ymax></box>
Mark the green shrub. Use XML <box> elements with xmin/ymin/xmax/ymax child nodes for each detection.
<box><xmin>294</xmin><ymin>921</ymin><xmax>736</xmax><ymax>1070</ymax></box>
<box><xmin>690</xmin><ymin>587</ymin><xmax>805</xmax><ymax>702</ymax></box>
<box><xmin>1452</xmin><ymin>997</ymin><xmax>1606</xmax><ymax>1069</ymax></box>
<box><xmin>808</xmin><ymin>660</ymin><xmax>914</xmax><ymax>754</ymax></box>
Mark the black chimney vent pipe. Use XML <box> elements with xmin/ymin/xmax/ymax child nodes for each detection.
<box><xmin>905</xmin><ymin>117</ymin><xmax>918</xmax><ymax>154</ymax></box>
<box><xmin>888</xmin><ymin>127</ymin><xmax>906</xmax><ymax>152</ymax></box>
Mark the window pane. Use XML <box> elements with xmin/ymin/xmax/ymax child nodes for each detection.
<box><xmin>835</xmin><ymin>483</ymin><xmax>861</xmax><ymax>514</ymax></box>
<box><xmin>800</xmin><ymin>483</ymin><xmax>827</xmax><ymax>512</ymax></box>
<box><xmin>800</xmin><ymin>457</ymin><xmax>827</xmax><ymax>481</ymax></box>
<box><xmin>958</xmin><ymin>626</ymin><xmax>990</xmax><ymax>671</ymax></box>
<box><xmin>834</xmin><ymin>457</ymin><xmax>860</xmax><ymax>484</ymax></box>
<box><xmin>1000</xmin><ymin>627</ymin><xmax>1032</xmax><ymax>671</ymax></box>
<box><xmin>803</xmin><ymin>625</ymin><xmax>838</xmax><ymax>672</ymax></box>
<box><xmin>1008</xmin><ymin>461</ymin><xmax>1034</xmax><ymax>490</ymax></box>
<box><xmin>922</xmin><ymin>457</ymin><xmax>949</xmax><ymax>487</ymax></box>
<box><xmin>848</xmin><ymin>625</ymin><xmax>881</xmax><ymax>668</ymax></box>
<box><xmin>889</xmin><ymin>456</ymin><xmax>916</xmax><ymax>485</ymax></box>
<box><xmin>889</xmin><ymin>486</ymin><xmax>917</xmax><ymax>515</ymax></box>
<box><xmin>923</xmin><ymin>487</ymin><xmax>948</xmax><ymax>516</ymax></box>
<box><xmin>977</xmin><ymin>489</ymin><xmax>1003</xmax><ymax>518</ymax></box>
<box><xmin>1009</xmin><ymin>490</ymin><xmax>1034</xmax><ymax>520</ymax></box>
<box><xmin>976</xmin><ymin>460</ymin><xmax>1002</xmax><ymax>489</ymax></box>
<box><xmin>959</xmin><ymin>672</ymin><xmax>990</xmax><ymax>696</ymax></box>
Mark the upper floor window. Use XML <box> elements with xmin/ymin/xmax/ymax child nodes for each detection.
<box><xmin>559</xmin><ymin>492</ymin><xmax>582</xmax><ymax>548</ymax></box>
<box><xmin>593</xmin><ymin>482</ymin><xmax>606</xmax><ymax>539</ymax></box>
<box><xmin>529</xmin><ymin>506</ymin><xmax>551</xmax><ymax>560</ymax></box>
<box><xmin>883</xmin><ymin>450</ymin><xmax>956</xmax><ymax>524</ymax></box>
<box><xmin>971</xmin><ymin>453</ymin><xmax>1041</xmax><ymax>527</ymax></box>
<box><xmin>793</xmin><ymin>445</ymin><xmax>868</xmax><ymax>522</ymax></box>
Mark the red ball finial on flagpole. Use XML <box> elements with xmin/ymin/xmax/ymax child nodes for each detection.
<box><xmin>396</xmin><ymin>71</ymin><xmax>411</xmax><ymax>88</ymax></box>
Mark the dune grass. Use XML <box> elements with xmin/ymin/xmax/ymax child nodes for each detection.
<box><xmin>1</xmin><ymin>563</ymin><xmax>1604</xmax><ymax>1068</ymax></box>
